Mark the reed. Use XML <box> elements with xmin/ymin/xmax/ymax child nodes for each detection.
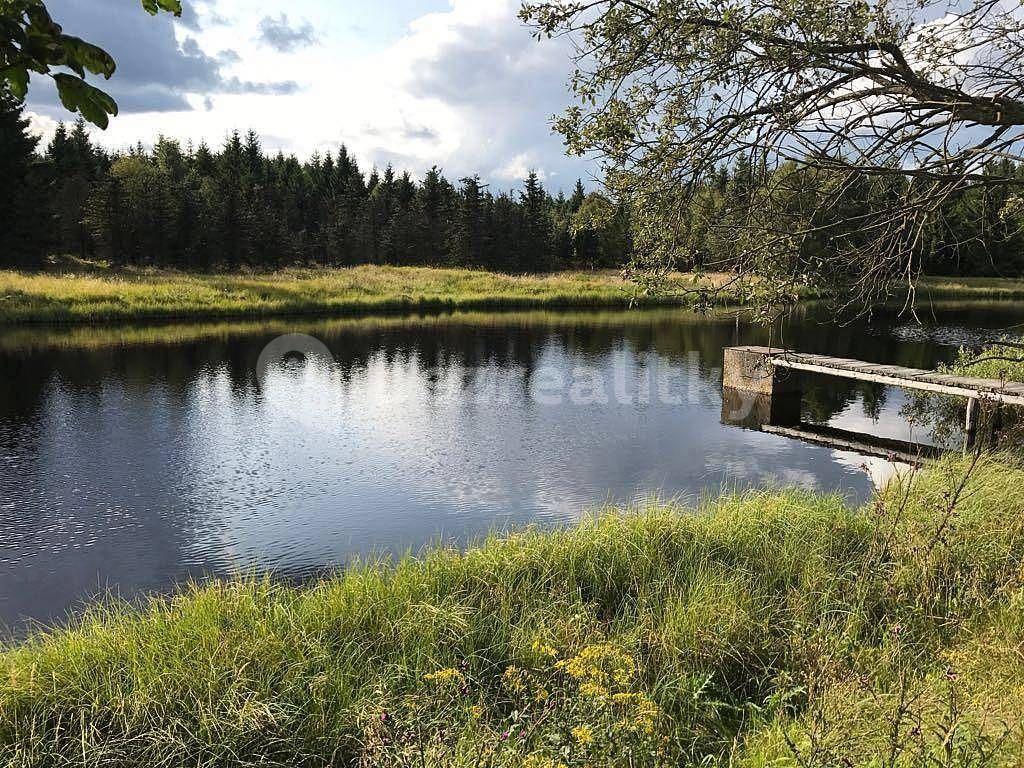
<box><xmin>3</xmin><ymin>265</ymin><xmax>1020</xmax><ymax>325</ymax></box>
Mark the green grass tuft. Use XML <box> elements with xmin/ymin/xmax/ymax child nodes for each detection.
<box><xmin>947</xmin><ymin>341</ymin><xmax>1024</xmax><ymax>382</ymax></box>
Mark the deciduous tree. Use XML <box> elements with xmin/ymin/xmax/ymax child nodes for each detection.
<box><xmin>521</xmin><ymin>0</ymin><xmax>1024</xmax><ymax>311</ymax></box>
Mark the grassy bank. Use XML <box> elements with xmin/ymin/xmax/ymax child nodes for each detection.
<box><xmin>2</xmin><ymin>455</ymin><xmax>1023</xmax><ymax>767</ymax></box>
<box><xmin>2</xmin><ymin>264</ymin><xmax>1022</xmax><ymax>325</ymax></box>
<box><xmin>917</xmin><ymin>275</ymin><xmax>1024</xmax><ymax>300</ymax></box>
<box><xmin>0</xmin><ymin>266</ymin><xmax>726</xmax><ymax>325</ymax></box>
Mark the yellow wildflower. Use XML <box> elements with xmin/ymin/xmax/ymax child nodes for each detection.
<box><xmin>561</xmin><ymin>643</ymin><xmax>635</xmax><ymax>689</ymax></box>
<box><xmin>579</xmin><ymin>681</ymin><xmax>610</xmax><ymax>699</ymax></box>
<box><xmin>502</xmin><ymin>664</ymin><xmax>527</xmax><ymax>694</ymax></box>
<box><xmin>423</xmin><ymin>667</ymin><xmax>463</xmax><ymax>685</ymax></box>
<box><xmin>523</xmin><ymin>753</ymin><xmax>568</xmax><ymax>768</ymax></box>
<box><xmin>531</xmin><ymin>640</ymin><xmax>558</xmax><ymax>658</ymax></box>
<box><xmin>571</xmin><ymin>725</ymin><xmax>594</xmax><ymax>745</ymax></box>
<box><xmin>610</xmin><ymin>692</ymin><xmax>661</xmax><ymax>734</ymax></box>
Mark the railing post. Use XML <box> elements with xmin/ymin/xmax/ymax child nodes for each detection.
<box><xmin>964</xmin><ymin>397</ymin><xmax>979</xmax><ymax>451</ymax></box>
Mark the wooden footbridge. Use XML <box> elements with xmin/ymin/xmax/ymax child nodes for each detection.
<box><xmin>722</xmin><ymin>346</ymin><xmax>1024</xmax><ymax>453</ymax></box>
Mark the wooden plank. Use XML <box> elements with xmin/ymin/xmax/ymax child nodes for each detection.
<box><xmin>922</xmin><ymin>374</ymin><xmax>1018</xmax><ymax>392</ymax></box>
<box><xmin>764</xmin><ymin>354</ymin><xmax>1024</xmax><ymax>406</ymax></box>
<box><xmin>723</xmin><ymin>347</ymin><xmax>1024</xmax><ymax>404</ymax></box>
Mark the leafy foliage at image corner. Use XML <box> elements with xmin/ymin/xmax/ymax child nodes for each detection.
<box><xmin>0</xmin><ymin>0</ymin><xmax>180</xmax><ymax>128</ymax></box>
<box><xmin>521</xmin><ymin>0</ymin><xmax>1024</xmax><ymax>312</ymax></box>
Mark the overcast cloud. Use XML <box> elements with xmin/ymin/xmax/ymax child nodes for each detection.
<box><xmin>27</xmin><ymin>0</ymin><xmax>298</xmax><ymax>114</ymax></box>
<box><xmin>257</xmin><ymin>13</ymin><xmax>318</xmax><ymax>52</ymax></box>
<box><xmin>24</xmin><ymin>0</ymin><xmax>596</xmax><ymax>191</ymax></box>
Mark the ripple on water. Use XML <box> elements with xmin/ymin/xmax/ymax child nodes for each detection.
<box><xmin>3</xmin><ymin>304</ymin><xmax>1022</xmax><ymax>631</ymax></box>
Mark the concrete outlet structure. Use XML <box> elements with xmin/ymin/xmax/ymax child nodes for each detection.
<box><xmin>722</xmin><ymin>346</ymin><xmax>803</xmax><ymax>397</ymax></box>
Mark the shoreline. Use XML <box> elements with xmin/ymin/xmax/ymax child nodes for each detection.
<box><xmin>0</xmin><ymin>265</ymin><xmax>704</xmax><ymax>326</ymax></box>
<box><xmin>4</xmin><ymin>264</ymin><xmax>1023</xmax><ymax>327</ymax></box>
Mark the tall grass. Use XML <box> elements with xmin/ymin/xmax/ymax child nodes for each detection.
<box><xmin>0</xmin><ymin>306</ymin><xmax>733</xmax><ymax>353</ymax></box>
<box><xmin>4</xmin><ymin>265</ymin><xmax>1020</xmax><ymax>325</ymax></box>
<box><xmin>916</xmin><ymin>275</ymin><xmax>1024</xmax><ymax>299</ymax></box>
<box><xmin>2</xmin><ymin>455</ymin><xmax>1023</xmax><ymax>766</ymax></box>
<box><xmin>0</xmin><ymin>266</ymin><xmax>732</xmax><ymax>324</ymax></box>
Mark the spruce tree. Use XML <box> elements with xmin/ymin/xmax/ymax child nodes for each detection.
<box><xmin>453</xmin><ymin>175</ymin><xmax>488</xmax><ymax>267</ymax></box>
<box><xmin>215</xmin><ymin>131</ymin><xmax>252</xmax><ymax>269</ymax></box>
<box><xmin>519</xmin><ymin>171</ymin><xmax>551</xmax><ymax>272</ymax></box>
<box><xmin>569</xmin><ymin>179</ymin><xmax>586</xmax><ymax>212</ymax></box>
<box><xmin>418</xmin><ymin>167</ymin><xmax>453</xmax><ymax>265</ymax></box>
<box><xmin>0</xmin><ymin>94</ymin><xmax>47</xmax><ymax>267</ymax></box>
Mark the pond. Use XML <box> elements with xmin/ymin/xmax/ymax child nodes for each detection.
<box><xmin>2</xmin><ymin>302</ymin><xmax>1022</xmax><ymax>632</ymax></box>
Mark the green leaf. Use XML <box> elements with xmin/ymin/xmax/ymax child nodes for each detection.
<box><xmin>140</xmin><ymin>0</ymin><xmax>182</xmax><ymax>16</ymax></box>
<box><xmin>1</xmin><ymin>66</ymin><xmax>31</xmax><ymax>100</ymax></box>
<box><xmin>53</xmin><ymin>73</ymin><xmax>118</xmax><ymax>129</ymax></box>
<box><xmin>60</xmin><ymin>35</ymin><xmax>117</xmax><ymax>78</ymax></box>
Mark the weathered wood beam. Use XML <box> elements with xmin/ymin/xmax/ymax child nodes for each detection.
<box><xmin>724</xmin><ymin>346</ymin><xmax>1024</xmax><ymax>407</ymax></box>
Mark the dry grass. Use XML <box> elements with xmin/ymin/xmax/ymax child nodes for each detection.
<box><xmin>0</xmin><ymin>304</ymin><xmax>747</xmax><ymax>354</ymax></box>
<box><xmin>2</xmin><ymin>263</ymin><xmax>1019</xmax><ymax>325</ymax></box>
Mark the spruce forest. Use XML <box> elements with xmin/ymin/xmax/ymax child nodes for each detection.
<box><xmin>4</xmin><ymin>96</ymin><xmax>1024</xmax><ymax>278</ymax></box>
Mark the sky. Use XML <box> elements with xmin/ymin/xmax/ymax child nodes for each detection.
<box><xmin>25</xmin><ymin>0</ymin><xmax>596</xmax><ymax>191</ymax></box>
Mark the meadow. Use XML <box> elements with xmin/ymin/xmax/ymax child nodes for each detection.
<box><xmin>0</xmin><ymin>265</ymin><xmax>708</xmax><ymax>324</ymax></box>
<box><xmin>3</xmin><ymin>262</ymin><xmax>1023</xmax><ymax>324</ymax></box>
<box><xmin>912</xmin><ymin>275</ymin><xmax>1024</xmax><ymax>301</ymax></box>
<box><xmin>2</xmin><ymin>453</ymin><xmax>1022</xmax><ymax>767</ymax></box>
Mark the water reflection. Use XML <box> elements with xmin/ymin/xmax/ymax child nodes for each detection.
<box><xmin>1</xmin><ymin>303</ymin><xmax>1020</xmax><ymax>632</ymax></box>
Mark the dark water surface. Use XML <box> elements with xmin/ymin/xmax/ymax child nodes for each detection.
<box><xmin>2</xmin><ymin>303</ymin><xmax>1022</xmax><ymax>632</ymax></box>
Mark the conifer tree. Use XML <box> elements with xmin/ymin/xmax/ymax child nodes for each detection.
<box><xmin>46</xmin><ymin>121</ymin><xmax>90</xmax><ymax>257</ymax></box>
<box><xmin>0</xmin><ymin>94</ymin><xmax>46</xmax><ymax>267</ymax></box>
<box><xmin>453</xmin><ymin>176</ymin><xmax>489</xmax><ymax>267</ymax></box>
<box><xmin>519</xmin><ymin>171</ymin><xmax>551</xmax><ymax>272</ymax></box>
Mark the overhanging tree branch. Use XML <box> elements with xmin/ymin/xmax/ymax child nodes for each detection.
<box><xmin>522</xmin><ymin>0</ymin><xmax>1024</xmax><ymax>313</ymax></box>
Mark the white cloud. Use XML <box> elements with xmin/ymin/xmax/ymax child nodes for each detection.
<box><xmin>28</xmin><ymin>0</ymin><xmax>593</xmax><ymax>191</ymax></box>
<box><xmin>25</xmin><ymin>111</ymin><xmax>60</xmax><ymax>148</ymax></box>
<box><xmin>257</xmin><ymin>13</ymin><xmax>318</xmax><ymax>52</ymax></box>
<box><xmin>359</xmin><ymin>0</ymin><xmax>589</xmax><ymax>186</ymax></box>
<box><xmin>492</xmin><ymin>152</ymin><xmax>546</xmax><ymax>182</ymax></box>
<box><xmin>28</xmin><ymin>0</ymin><xmax>298</xmax><ymax>116</ymax></box>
